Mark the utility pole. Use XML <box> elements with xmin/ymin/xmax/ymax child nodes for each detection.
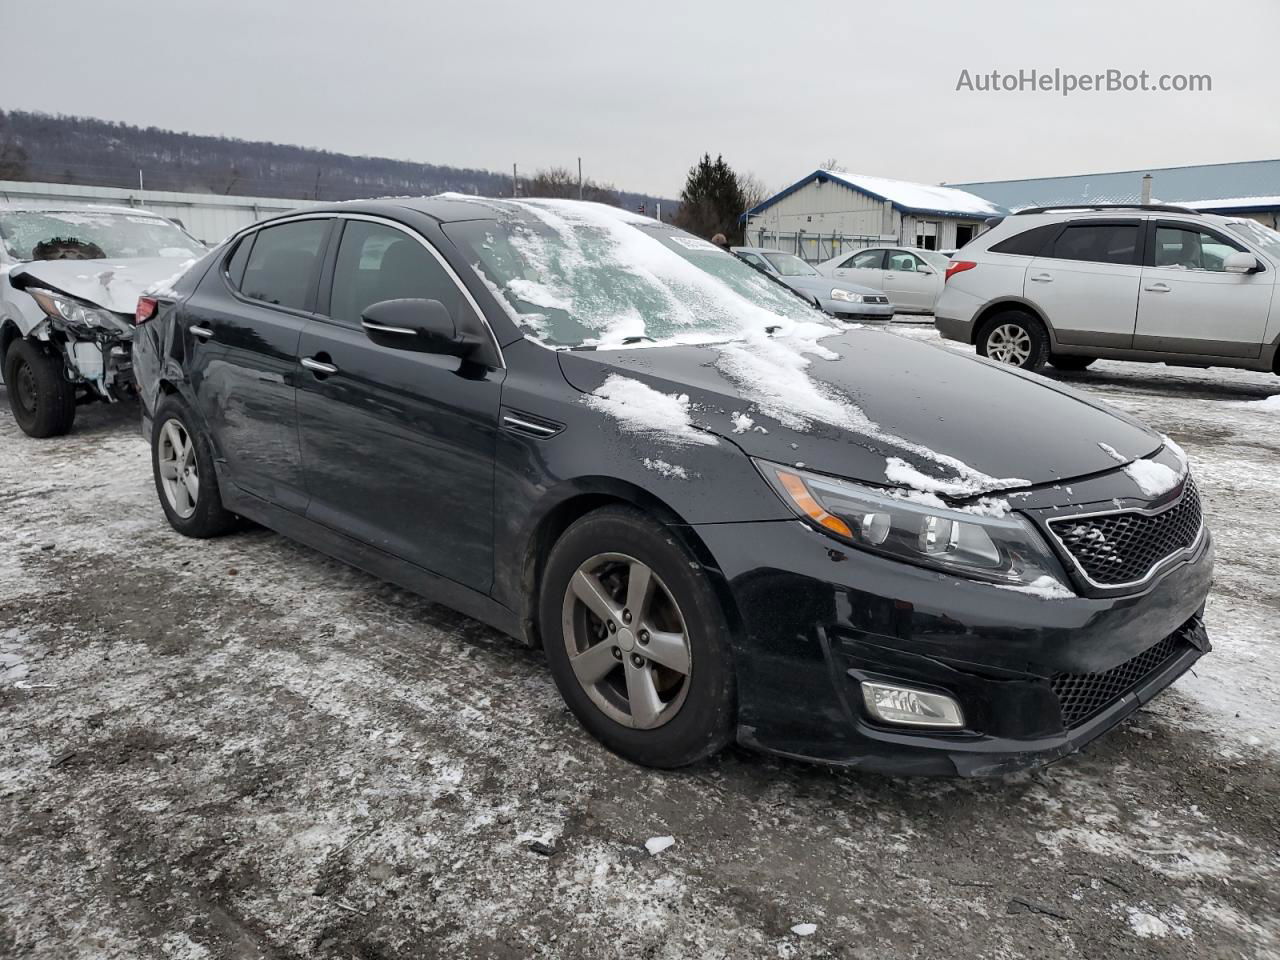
<box><xmin>1141</xmin><ymin>173</ymin><xmax>1153</xmax><ymax>205</ymax></box>
<box><xmin>512</xmin><ymin>163</ymin><xmax>519</xmax><ymax>198</ymax></box>
<box><xmin>138</xmin><ymin>169</ymin><xmax>144</xmax><ymax>191</ymax></box>
<box><xmin>578</xmin><ymin>157</ymin><xmax>583</xmax><ymax>200</ymax></box>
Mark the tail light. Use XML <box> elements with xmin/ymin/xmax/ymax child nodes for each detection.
<box><xmin>945</xmin><ymin>260</ymin><xmax>976</xmax><ymax>283</ymax></box>
<box><xmin>135</xmin><ymin>296</ymin><xmax>159</xmax><ymax>325</ymax></box>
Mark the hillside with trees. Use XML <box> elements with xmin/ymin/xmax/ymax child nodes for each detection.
<box><xmin>0</xmin><ymin>110</ymin><xmax>675</xmax><ymax>215</ymax></box>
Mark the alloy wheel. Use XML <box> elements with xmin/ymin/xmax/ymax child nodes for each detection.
<box><xmin>561</xmin><ymin>552</ymin><xmax>692</xmax><ymax>730</ymax></box>
<box><xmin>157</xmin><ymin>419</ymin><xmax>199</xmax><ymax>519</ymax></box>
<box><xmin>986</xmin><ymin>323</ymin><xmax>1032</xmax><ymax>366</ymax></box>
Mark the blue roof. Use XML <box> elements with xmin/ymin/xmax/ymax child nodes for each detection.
<box><xmin>744</xmin><ymin>170</ymin><xmax>1004</xmax><ymax>222</ymax></box>
<box><xmin>954</xmin><ymin>159</ymin><xmax>1280</xmax><ymax>210</ymax></box>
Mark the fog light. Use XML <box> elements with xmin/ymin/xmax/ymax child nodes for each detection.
<box><xmin>861</xmin><ymin>681</ymin><xmax>964</xmax><ymax>728</ymax></box>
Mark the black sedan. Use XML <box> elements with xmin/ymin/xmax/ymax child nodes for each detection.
<box><xmin>132</xmin><ymin>196</ymin><xmax>1212</xmax><ymax>776</ymax></box>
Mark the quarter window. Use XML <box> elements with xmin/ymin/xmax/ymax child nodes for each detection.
<box><xmin>989</xmin><ymin>223</ymin><xmax>1060</xmax><ymax>257</ymax></box>
<box><xmin>225</xmin><ymin>234</ymin><xmax>253</xmax><ymax>288</ymax></box>
<box><xmin>328</xmin><ymin>220</ymin><xmax>469</xmax><ymax>328</ymax></box>
<box><xmin>1049</xmin><ymin>223</ymin><xmax>1138</xmax><ymax>266</ymax></box>
<box><xmin>241</xmin><ymin>219</ymin><xmax>330</xmax><ymax>311</ymax></box>
<box><xmin>1153</xmin><ymin>225</ymin><xmax>1244</xmax><ymax>271</ymax></box>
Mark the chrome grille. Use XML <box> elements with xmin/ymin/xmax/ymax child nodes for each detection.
<box><xmin>1049</xmin><ymin>478</ymin><xmax>1201</xmax><ymax>588</ymax></box>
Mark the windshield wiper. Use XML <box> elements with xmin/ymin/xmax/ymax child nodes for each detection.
<box><xmin>621</xmin><ymin>335</ymin><xmax>656</xmax><ymax>344</ymax></box>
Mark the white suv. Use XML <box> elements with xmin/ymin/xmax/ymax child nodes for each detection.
<box><xmin>934</xmin><ymin>204</ymin><xmax>1280</xmax><ymax>375</ymax></box>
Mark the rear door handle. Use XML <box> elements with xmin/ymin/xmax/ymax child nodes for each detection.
<box><xmin>189</xmin><ymin>325</ymin><xmax>214</xmax><ymax>339</ymax></box>
<box><xmin>301</xmin><ymin>356</ymin><xmax>338</xmax><ymax>376</ymax></box>
<box><xmin>1144</xmin><ymin>282</ymin><xmax>1171</xmax><ymax>293</ymax></box>
<box><xmin>1029</xmin><ymin>273</ymin><xmax>1053</xmax><ymax>283</ymax></box>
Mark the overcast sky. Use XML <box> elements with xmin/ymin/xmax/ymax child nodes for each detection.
<box><xmin>6</xmin><ymin>0</ymin><xmax>1278</xmax><ymax>199</ymax></box>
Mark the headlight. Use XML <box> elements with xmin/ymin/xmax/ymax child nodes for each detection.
<box><xmin>29</xmin><ymin>290</ymin><xmax>128</xmax><ymax>333</ymax></box>
<box><xmin>830</xmin><ymin>288</ymin><xmax>864</xmax><ymax>303</ymax></box>
<box><xmin>756</xmin><ymin>459</ymin><xmax>1071</xmax><ymax>590</ymax></box>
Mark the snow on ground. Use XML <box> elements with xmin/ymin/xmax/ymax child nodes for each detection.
<box><xmin>1</xmin><ymin>331</ymin><xmax>1278</xmax><ymax>958</ymax></box>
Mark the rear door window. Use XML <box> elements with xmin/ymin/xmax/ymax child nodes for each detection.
<box><xmin>240</xmin><ymin>219</ymin><xmax>330</xmax><ymax>311</ymax></box>
<box><xmin>842</xmin><ymin>249</ymin><xmax>885</xmax><ymax>269</ymax></box>
<box><xmin>1048</xmin><ymin>222</ymin><xmax>1139</xmax><ymax>265</ymax></box>
<box><xmin>886</xmin><ymin>251</ymin><xmax>923</xmax><ymax>271</ymax></box>
<box><xmin>327</xmin><ymin>220</ymin><xmax>469</xmax><ymax>327</ymax></box>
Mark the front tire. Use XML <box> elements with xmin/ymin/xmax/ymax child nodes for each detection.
<box><xmin>976</xmin><ymin>310</ymin><xmax>1049</xmax><ymax>372</ymax></box>
<box><xmin>151</xmin><ymin>395</ymin><xmax>238</xmax><ymax>538</ymax></box>
<box><xmin>3</xmin><ymin>338</ymin><xmax>76</xmax><ymax>438</ymax></box>
<box><xmin>539</xmin><ymin>505</ymin><xmax>735</xmax><ymax>768</ymax></box>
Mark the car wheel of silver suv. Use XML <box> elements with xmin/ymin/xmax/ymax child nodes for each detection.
<box><xmin>977</xmin><ymin>310</ymin><xmax>1049</xmax><ymax>372</ymax></box>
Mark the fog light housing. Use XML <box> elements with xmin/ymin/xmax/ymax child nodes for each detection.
<box><xmin>860</xmin><ymin>681</ymin><xmax>964</xmax><ymax>729</ymax></box>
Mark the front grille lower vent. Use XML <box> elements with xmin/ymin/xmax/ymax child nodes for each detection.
<box><xmin>1050</xmin><ymin>633</ymin><xmax>1185</xmax><ymax>728</ymax></box>
<box><xmin>1049</xmin><ymin>478</ymin><xmax>1201</xmax><ymax>587</ymax></box>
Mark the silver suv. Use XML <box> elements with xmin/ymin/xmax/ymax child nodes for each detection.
<box><xmin>934</xmin><ymin>204</ymin><xmax>1280</xmax><ymax>375</ymax></box>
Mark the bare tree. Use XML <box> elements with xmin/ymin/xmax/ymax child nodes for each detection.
<box><xmin>738</xmin><ymin>172</ymin><xmax>769</xmax><ymax>212</ymax></box>
<box><xmin>819</xmin><ymin>157</ymin><xmax>847</xmax><ymax>173</ymax></box>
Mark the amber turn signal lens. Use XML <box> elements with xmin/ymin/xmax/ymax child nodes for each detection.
<box><xmin>777</xmin><ymin>471</ymin><xmax>853</xmax><ymax>538</ymax></box>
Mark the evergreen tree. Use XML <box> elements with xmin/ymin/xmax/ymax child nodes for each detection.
<box><xmin>673</xmin><ymin>154</ymin><xmax>748</xmax><ymax>244</ymax></box>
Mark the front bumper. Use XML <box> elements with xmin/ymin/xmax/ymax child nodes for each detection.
<box><xmin>830</xmin><ymin>301</ymin><xmax>895</xmax><ymax>322</ymax></box>
<box><xmin>692</xmin><ymin>515</ymin><xmax>1214</xmax><ymax>776</ymax></box>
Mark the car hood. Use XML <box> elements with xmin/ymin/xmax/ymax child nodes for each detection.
<box><xmin>558</xmin><ymin>327</ymin><xmax>1161</xmax><ymax>497</ymax></box>
<box><xmin>782</xmin><ymin>274</ymin><xmax>881</xmax><ymax>297</ymax></box>
<box><xmin>8</xmin><ymin>257</ymin><xmax>190</xmax><ymax>315</ymax></box>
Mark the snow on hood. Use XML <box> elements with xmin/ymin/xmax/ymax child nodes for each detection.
<box><xmin>560</xmin><ymin>327</ymin><xmax>1162</xmax><ymax>498</ymax></box>
<box><xmin>8</xmin><ymin>257</ymin><xmax>195</xmax><ymax>315</ymax></box>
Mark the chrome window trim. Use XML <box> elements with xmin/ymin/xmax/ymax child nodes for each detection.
<box><xmin>1045</xmin><ymin>476</ymin><xmax>1205</xmax><ymax>592</ymax></box>
<box><xmin>218</xmin><ymin>211</ymin><xmax>506</xmax><ymax>369</ymax></box>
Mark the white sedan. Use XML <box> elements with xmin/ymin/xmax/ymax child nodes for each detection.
<box><xmin>817</xmin><ymin>247</ymin><xmax>951</xmax><ymax>313</ymax></box>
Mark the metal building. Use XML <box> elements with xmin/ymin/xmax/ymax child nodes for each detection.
<box><xmin>0</xmin><ymin>179</ymin><xmax>316</xmax><ymax>245</ymax></box>
<box><xmin>743</xmin><ymin>170</ymin><xmax>1003</xmax><ymax>261</ymax></box>
<box><xmin>954</xmin><ymin>159</ymin><xmax>1280</xmax><ymax>228</ymax></box>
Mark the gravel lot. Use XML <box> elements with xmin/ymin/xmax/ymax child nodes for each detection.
<box><xmin>2</xmin><ymin>324</ymin><xmax>1278</xmax><ymax>959</ymax></box>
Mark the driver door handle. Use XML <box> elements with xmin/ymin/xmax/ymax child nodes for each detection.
<box><xmin>189</xmin><ymin>325</ymin><xmax>214</xmax><ymax>339</ymax></box>
<box><xmin>1144</xmin><ymin>282</ymin><xmax>1171</xmax><ymax>293</ymax></box>
<box><xmin>301</xmin><ymin>356</ymin><xmax>338</xmax><ymax>376</ymax></box>
<box><xmin>1029</xmin><ymin>272</ymin><xmax>1053</xmax><ymax>283</ymax></box>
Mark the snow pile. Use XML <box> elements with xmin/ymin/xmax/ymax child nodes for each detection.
<box><xmin>1098</xmin><ymin>441</ymin><xmax>1127</xmax><ymax>463</ymax></box>
<box><xmin>645</xmin><ymin>836</ymin><xmax>675</xmax><ymax>855</ymax></box>
<box><xmin>642</xmin><ymin>458</ymin><xmax>689</xmax><ymax>480</ymax></box>
<box><xmin>144</xmin><ymin>258</ymin><xmax>198</xmax><ymax>299</ymax></box>
<box><xmin>993</xmin><ymin>576</ymin><xmax>1075</xmax><ymax>600</ymax></box>
<box><xmin>583</xmin><ymin>374</ymin><xmax>717</xmax><ymax>447</ymax></box>
<box><xmin>1229</xmin><ymin>394</ymin><xmax>1280</xmax><ymax>413</ymax></box>
<box><xmin>730</xmin><ymin>412</ymin><xmax>755</xmax><ymax>434</ymax></box>
<box><xmin>790</xmin><ymin>923</ymin><xmax>817</xmax><ymax>936</ymax></box>
<box><xmin>1124</xmin><ymin>458</ymin><xmax>1182</xmax><ymax>497</ymax></box>
<box><xmin>883</xmin><ymin>456</ymin><xmax>1027</xmax><ymax>500</ymax></box>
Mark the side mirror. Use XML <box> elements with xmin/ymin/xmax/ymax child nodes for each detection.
<box><xmin>360</xmin><ymin>298</ymin><xmax>479</xmax><ymax>357</ymax></box>
<box><xmin>1223</xmin><ymin>251</ymin><xmax>1260</xmax><ymax>274</ymax></box>
<box><xmin>918</xmin><ymin>266</ymin><xmax>936</xmax><ymax>275</ymax></box>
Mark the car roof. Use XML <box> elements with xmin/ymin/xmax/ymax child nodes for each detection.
<box><xmin>731</xmin><ymin>246</ymin><xmax>786</xmax><ymax>254</ymax></box>
<box><xmin>0</xmin><ymin>202</ymin><xmax>166</xmax><ymax>217</ymax></box>
<box><xmin>258</xmin><ymin>194</ymin><xmax>664</xmax><ymax>228</ymax></box>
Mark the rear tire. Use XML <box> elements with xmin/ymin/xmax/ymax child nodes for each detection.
<box><xmin>1049</xmin><ymin>354</ymin><xmax>1096</xmax><ymax>371</ymax></box>
<box><xmin>3</xmin><ymin>338</ymin><xmax>76</xmax><ymax>438</ymax></box>
<box><xmin>976</xmin><ymin>310</ymin><xmax>1049</xmax><ymax>372</ymax></box>
<box><xmin>151</xmin><ymin>394</ymin><xmax>238</xmax><ymax>538</ymax></box>
<box><xmin>538</xmin><ymin>505</ymin><xmax>735</xmax><ymax>768</ymax></box>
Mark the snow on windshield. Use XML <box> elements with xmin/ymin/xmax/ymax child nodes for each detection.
<box><xmin>444</xmin><ymin>196</ymin><xmax>1033</xmax><ymax>498</ymax></box>
<box><xmin>0</xmin><ymin>210</ymin><xmax>202</xmax><ymax>262</ymax></box>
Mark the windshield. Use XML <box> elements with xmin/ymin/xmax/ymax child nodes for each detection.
<box><xmin>0</xmin><ymin>209</ymin><xmax>203</xmax><ymax>262</ymax></box>
<box><xmin>763</xmin><ymin>252</ymin><xmax>818</xmax><ymax>277</ymax></box>
<box><xmin>445</xmin><ymin>199</ymin><xmax>823</xmax><ymax>348</ymax></box>
<box><xmin>1226</xmin><ymin>219</ymin><xmax>1280</xmax><ymax>260</ymax></box>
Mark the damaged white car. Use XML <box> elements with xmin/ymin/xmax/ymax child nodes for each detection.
<box><xmin>0</xmin><ymin>204</ymin><xmax>205</xmax><ymax>437</ymax></box>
